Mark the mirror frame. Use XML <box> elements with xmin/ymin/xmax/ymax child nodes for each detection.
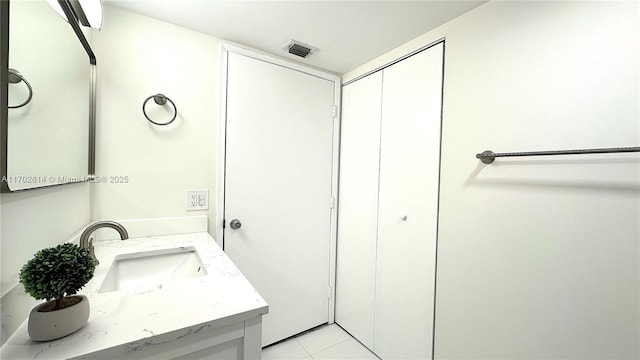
<box><xmin>0</xmin><ymin>0</ymin><xmax>96</xmax><ymax>193</ymax></box>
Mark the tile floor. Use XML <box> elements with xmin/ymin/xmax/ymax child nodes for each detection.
<box><xmin>262</xmin><ymin>324</ymin><xmax>379</xmax><ymax>360</ymax></box>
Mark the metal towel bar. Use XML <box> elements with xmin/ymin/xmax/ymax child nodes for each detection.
<box><xmin>476</xmin><ymin>147</ymin><xmax>640</xmax><ymax>164</ymax></box>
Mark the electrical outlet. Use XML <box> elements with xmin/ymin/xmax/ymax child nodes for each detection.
<box><xmin>187</xmin><ymin>190</ymin><xmax>209</xmax><ymax>211</ymax></box>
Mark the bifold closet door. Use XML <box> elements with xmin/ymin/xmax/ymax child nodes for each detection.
<box><xmin>335</xmin><ymin>71</ymin><xmax>383</xmax><ymax>350</ymax></box>
<box><xmin>374</xmin><ymin>43</ymin><xmax>444</xmax><ymax>359</ymax></box>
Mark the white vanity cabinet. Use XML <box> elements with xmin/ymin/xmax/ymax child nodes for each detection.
<box><xmin>336</xmin><ymin>42</ymin><xmax>444</xmax><ymax>360</ymax></box>
<box><xmin>73</xmin><ymin>316</ymin><xmax>263</xmax><ymax>360</ymax></box>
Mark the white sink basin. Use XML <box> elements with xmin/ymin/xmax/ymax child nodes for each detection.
<box><xmin>98</xmin><ymin>246</ymin><xmax>207</xmax><ymax>293</ymax></box>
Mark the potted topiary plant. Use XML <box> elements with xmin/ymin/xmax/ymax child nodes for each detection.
<box><xmin>19</xmin><ymin>243</ymin><xmax>97</xmax><ymax>341</ymax></box>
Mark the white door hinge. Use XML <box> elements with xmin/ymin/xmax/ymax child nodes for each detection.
<box><xmin>330</xmin><ymin>196</ymin><xmax>335</xmax><ymax>209</ymax></box>
<box><xmin>328</xmin><ymin>286</ymin><xmax>333</xmax><ymax>300</ymax></box>
<box><xmin>332</xmin><ymin>105</ymin><xmax>338</xmax><ymax>118</ymax></box>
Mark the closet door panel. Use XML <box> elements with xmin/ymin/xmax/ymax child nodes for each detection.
<box><xmin>335</xmin><ymin>72</ymin><xmax>383</xmax><ymax>350</ymax></box>
<box><xmin>374</xmin><ymin>43</ymin><xmax>444</xmax><ymax>359</ymax></box>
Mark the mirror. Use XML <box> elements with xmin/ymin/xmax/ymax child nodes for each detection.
<box><xmin>1</xmin><ymin>0</ymin><xmax>95</xmax><ymax>192</ymax></box>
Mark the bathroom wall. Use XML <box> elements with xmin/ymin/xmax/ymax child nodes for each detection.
<box><xmin>91</xmin><ymin>6</ymin><xmax>221</xmax><ymax>238</ymax></box>
<box><xmin>0</xmin><ymin>186</ymin><xmax>91</xmax><ymax>292</ymax></box>
<box><xmin>343</xmin><ymin>1</ymin><xmax>639</xmax><ymax>358</ymax></box>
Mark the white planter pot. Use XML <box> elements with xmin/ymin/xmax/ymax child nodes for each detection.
<box><xmin>27</xmin><ymin>295</ymin><xmax>90</xmax><ymax>342</ymax></box>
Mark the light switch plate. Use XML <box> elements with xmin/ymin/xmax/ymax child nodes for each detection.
<box><xmin>187</xmin><ymin>189</ymin><xmax>209</xmax><ymax>211</ymax></box>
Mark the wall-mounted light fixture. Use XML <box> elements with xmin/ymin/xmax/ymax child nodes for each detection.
<box><xmin>71</xmin><ymin>0</ymin><xmax>103</xmax><ymax>29</ymax></box>
<box><xmin>46</xmin><ymin>0</ymin><xmax>103</xmax><ymax>29</ymax></box>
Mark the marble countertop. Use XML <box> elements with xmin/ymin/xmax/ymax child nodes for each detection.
<box><xmin>0</xmin><ymin>233</ymin><xmax>268</xmax><ymax>360</ymax></box>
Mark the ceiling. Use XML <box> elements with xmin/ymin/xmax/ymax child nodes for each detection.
<box><xmin>104</xmin><ymin>0</ymin><xmax>485</xmax><ymax>75</ymax></box>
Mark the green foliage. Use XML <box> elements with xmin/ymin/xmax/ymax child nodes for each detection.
<box><xmin>19</xmin><ymin>243</ymin><xmax>97</xmax><ymax>303</ymax></box>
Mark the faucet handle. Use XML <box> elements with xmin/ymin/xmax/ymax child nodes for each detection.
<box><xmin>88</xmin><ymin>238</ymin><xmax>99</xmax><ymax>265</ymax></box>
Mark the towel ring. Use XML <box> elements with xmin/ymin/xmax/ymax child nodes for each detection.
<box><xmin>8</xmin><ymin>68</ymin><xmax>33</xmax><ymax>109</ymax></box>
<box><xmin>142</xmin><ymin>93</ymin><xmax>177</xmax><ymax>126</ymax></box>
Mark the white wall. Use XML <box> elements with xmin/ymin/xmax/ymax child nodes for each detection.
<box><xmin>344</xmin><ymin>1</ymin><xmax>639</xmax><ymax>358</ymax></box>
<box><xmin>0</xmin><ymin>185</ymin><xmax>91</xmax><ymax>291</ymax></box>
<box><xmin>91</xmin><ymin>6</ymin><xmax>221</xmax><ymax>236</ymax></box>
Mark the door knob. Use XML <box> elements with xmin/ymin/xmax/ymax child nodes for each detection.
<box><xmin>229</xmin><ymin>219</ymin><xmax>242</xmax><ymax>230</ymax></box>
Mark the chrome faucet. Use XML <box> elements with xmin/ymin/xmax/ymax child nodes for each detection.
<box><xmin>79</xmin><ymin>221</ymin><xmax>129</xmax><ymax>264</ymax></box>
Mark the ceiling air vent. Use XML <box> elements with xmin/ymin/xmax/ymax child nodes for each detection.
<box><xmin>283</xmin><ymin>40</ymin><xmax>318</xmax><ymax>59</ymax></box>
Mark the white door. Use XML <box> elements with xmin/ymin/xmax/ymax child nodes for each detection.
<box><xmin>335</xmin><ymin>71</ymin><xmax>383</xmax><ymax>350</ymax></box>
<box><xmin>375</xmin><ymin>43</ymin><xmax>444</xmax><ymax>359</ymax></box>
<box><xmin>223</xmin><ymin>51</ymin><xmax>336</xmax><ymax>346</ymax></box>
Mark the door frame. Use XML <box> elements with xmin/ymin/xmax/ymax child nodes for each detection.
<box><xmin>217</xmin><ymin>43</ymin><xmax>342</xmax><ymax>324</ymax></box>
